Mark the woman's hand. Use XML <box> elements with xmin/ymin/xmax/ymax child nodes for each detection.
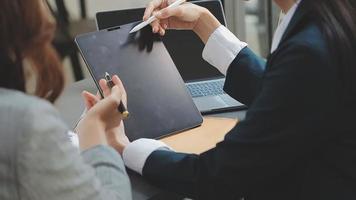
<box><xmin>76</xmin><ymin>75</ymin><xmax>130</xmax><ymax>152</ymax></box>
<box><xmin>144</xmin><ymin>0</ymin><xmax>221</xmax><ymax>43</ymax></box>
<box><xmin>106</xmin><ymin>124</ymin><xmax>130</xmax><ymax>155</ymax></box>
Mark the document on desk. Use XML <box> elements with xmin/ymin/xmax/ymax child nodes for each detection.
<box><xmin>75</xmin><ymin>22</ymin><xmax>203</xmax><ymax>141</ymax></box>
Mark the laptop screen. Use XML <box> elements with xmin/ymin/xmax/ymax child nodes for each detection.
<box><xmin>96</xmin><ymin>0</ymin><xmax>226</xmax><ymax>82</ymax></box>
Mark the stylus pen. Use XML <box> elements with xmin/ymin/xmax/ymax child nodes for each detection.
<box><xmin>105</xmin><ymin>72</ymin><xmax>129</xmax><ymax>119</ymax></box>
<box><xmin>129</xmin><ymin>0</ymin><xmax>186</xmax><ymax>33</ymax></box>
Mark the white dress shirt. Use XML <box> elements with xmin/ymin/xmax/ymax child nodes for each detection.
<box><xmin>123</xmin><ymin>0</ymin><xmax>302</xmax><ymax>175</ymax></box>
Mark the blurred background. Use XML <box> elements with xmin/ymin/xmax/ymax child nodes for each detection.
<box><xmin>46</xmin><ymin>0</ymin><xmax>280</xmax><ymax>86</ymax></box>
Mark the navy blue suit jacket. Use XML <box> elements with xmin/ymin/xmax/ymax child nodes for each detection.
<box><xmin>142</xmin><ymin>1</ymin><xmax>356</xmax><ymax>199</ymax></box>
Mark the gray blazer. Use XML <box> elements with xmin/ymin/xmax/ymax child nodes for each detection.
<box><xmin>0</xmin><ymin>89</ymin><xmax>132</xmax><ymax>200</ymax></box>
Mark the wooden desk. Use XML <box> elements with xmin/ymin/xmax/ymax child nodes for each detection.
<box><xmin>56</xmin><ymin>78</ymin><xmax>246</xmax><ymax>200</ymax></box>
<box><xmin>161</xmin><ymin>117</ymin><xmax>238</xmax><ymax>154</ymax></box>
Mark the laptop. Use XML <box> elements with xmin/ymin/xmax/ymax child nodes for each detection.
<box><xmin>95</xmin><ymin>0</ymin><xmax>246</xmax><ymax>114</ymax></box>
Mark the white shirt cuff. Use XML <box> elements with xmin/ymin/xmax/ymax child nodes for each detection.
<box><xmin>67</xmin><ymin>131</ymin><xmax>79</xmax><ymax>149</ymax></box>
<box><xmin>202</xmin><ymin>25</ymin><xmax>248</xmax><ymax>75</ymax></box>
<box><xmin>123</xmin><ymin>139</ymin><xmax>172</xmax><ymax>175</ymax></box>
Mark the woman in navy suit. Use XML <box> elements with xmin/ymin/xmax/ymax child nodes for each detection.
<box><xmin>88</xmin><ymin>0</ymin><xmax>356</xmax><ymax>199</ymax></box>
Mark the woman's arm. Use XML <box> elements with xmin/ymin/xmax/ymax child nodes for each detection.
<box><xmin>17</xmin><ymin>99</ymin><xmax>132</xmax><ymax>200</ymax></box>
<box><xmin>223</xmin><ymin>47</ymin><xmax>266</xmax><ymax>105</ymax></box>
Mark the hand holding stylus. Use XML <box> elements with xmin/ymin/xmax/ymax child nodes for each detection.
<box><xmin>130</xmin><ymin>0</ymin><xmax>186</xmax><ymax>33</ymax></box>
<box><xmin>142</xmin><ymin>0</ymin><xmax>221</xmax><ymax>42</ymax></box>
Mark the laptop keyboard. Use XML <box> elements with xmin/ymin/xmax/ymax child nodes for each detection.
<box><xmin>186</xmin><ymin>80</ymin><xmax>225</xmax><ymax>98</ymax></box>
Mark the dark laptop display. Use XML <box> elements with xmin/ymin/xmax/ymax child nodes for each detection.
<box><xmin>75</xmin><ymin>23</ymin><xmax>203</xmax><ymax>140</ymax></box>
<box><xmin>96</xmin><ymin>0</ymin><xmax>226</xmax><ymax>82</ymax></box>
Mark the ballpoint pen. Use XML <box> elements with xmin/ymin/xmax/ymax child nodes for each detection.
<box><xmin>129</xmin><ymin>0</ymin><xmax>186</xmax><ymax>34</ymax></box>
<box><xmin>105</xmin><ymin>72</ymin><xmax>129</xmax><ymax>119</ymax></box>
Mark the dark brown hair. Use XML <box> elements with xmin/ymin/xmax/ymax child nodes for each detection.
<box><xmin>308</xmin><ymin>0</ymin><xmax>356</xmax><ymax>98</ymax></box>
<box><xmin>0</xmin><ymin>0</ymin><xmax>64</xmax><ymax>103</ymax></box>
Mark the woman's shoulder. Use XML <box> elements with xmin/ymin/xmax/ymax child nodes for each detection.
<box><xmin>287</xmin><ymin>22</ymin><xmax>329</xmax><ymax>56</ymax></box>
<box><xmin>0</xmin><ymin>88</ymin><xmax>67</xmax><ymax>137</ymax></box>
<box><xmin>0</xmin><ymin>88</ymin><xmax>56</xmax><ymax>117</ymax></box>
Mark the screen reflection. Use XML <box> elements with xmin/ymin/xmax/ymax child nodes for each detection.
<box><xmin>122</xmin><ymin>23</ymin><xmax>161</xmax><ymax>53</ymax></box>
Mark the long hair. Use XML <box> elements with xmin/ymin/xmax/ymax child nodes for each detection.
<box><xmin>0</xmin><ymin>0</ymin><xmax>64</xmax><ymax>103</ymax></box>
<box><xmin>308</xmin><ymin>0</ymin><xmax>356</xmax><ymax>98</ymax></box>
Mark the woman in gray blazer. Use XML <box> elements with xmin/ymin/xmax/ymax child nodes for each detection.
<box><xmin>0</xmin><ymin>0</ymin><xmax>131</xmax><ymax>199</ymax></box>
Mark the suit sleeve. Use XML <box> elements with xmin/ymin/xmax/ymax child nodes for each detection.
<box><xmin>142</xmin><ymin>43</ymin><xmax>336</xmax><ymax>199</ymax></box>
<box><xmin>201</xmin><ymin>25</ymin><xmax>266</xmax><ymax>106</ymax></box>
<box><xmin>224</xmin><ymin>47</ymin><xmax>266</xmax><ymax>106</ymax></box>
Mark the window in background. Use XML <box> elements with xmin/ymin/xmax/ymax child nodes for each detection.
<box><xmin>244</xmin><ymin>0</ymin><xmax>280</xmax><ymax>57</ymax></box>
